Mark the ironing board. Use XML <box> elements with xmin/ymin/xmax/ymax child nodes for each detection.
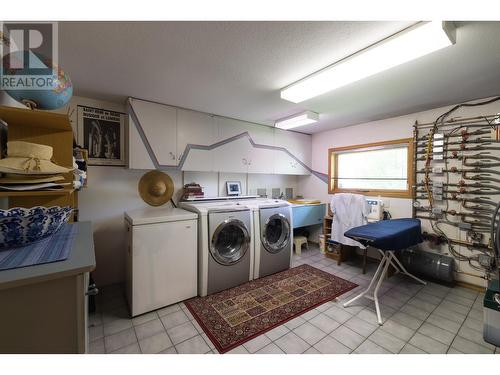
<box><xmin>342</xmin><ymin>218</ymin><xmax>426</xmax><ymax>325</ymax></box>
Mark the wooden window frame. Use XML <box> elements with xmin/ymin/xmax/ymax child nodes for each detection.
<box><xmin>328</xmin><ymin>138</ymin><xmax>414</xmax><ymax>199</ymax></box>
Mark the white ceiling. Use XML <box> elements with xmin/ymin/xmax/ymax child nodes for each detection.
<box><xmin>59</xmin><ymin>21</ymin><xmax>500</xmax><ymax>134</ymax></box>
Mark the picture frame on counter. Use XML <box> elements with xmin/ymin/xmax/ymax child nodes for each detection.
<box><xmin>77</xmin><ymin>105</ymin><xmax>126</xmax><ymax>166</ymax></box>
<box><xmin>226</xmin><ymin>181</ymin><xmax>242</xmax><ymax>196</ymax></box>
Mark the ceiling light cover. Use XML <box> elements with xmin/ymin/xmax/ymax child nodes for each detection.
<box><xmin>275</xmin><ymin>111</ymin><xmax>319</xmax><ymax>130</ymax></box>
<box><xmin>281</xmin><ymin>21</ymin><xmax>455</xmax><ymax>103</ymax></box>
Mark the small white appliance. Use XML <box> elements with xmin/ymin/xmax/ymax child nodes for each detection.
<box><xmin>124</xmin><ymin>207</ymin><xmax>198</xmax><ymax>317</ymax></box>
<box><xmin>239</xmin><ymin>198</ymin><xmax>293</xmax><ymax>279</ymax></box>
<box><xmin>179</xmin><ymin>199</ymin><xmax>254</xmax><ymax>296</ymax></box>
<box><xmin>366</xmin><ymin>199</ymin><xmax>384</xmax><ymax>222</ymax></box>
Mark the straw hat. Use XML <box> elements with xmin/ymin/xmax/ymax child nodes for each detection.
<box><xmin>0</xmin><ymin>174</ymin><xmax>65</xmax><ymax>184</ymax></box>
<box><xmin>0</xmin><ymin>141</ymin><xmax>73</xmax><ymax>175</ymax></box>
<box><xmin>138</xmin><ymin>170</ymin><xmax>174</xmax><ymax>206</ymax></box>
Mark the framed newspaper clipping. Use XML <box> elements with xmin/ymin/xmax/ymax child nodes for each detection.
<box><xmin>77</xmin><ymin>105</ymin><xmax>126</xmax><ymax>166</ymax></box>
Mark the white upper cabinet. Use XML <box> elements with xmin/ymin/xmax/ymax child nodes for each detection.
<box><xmin>216</xmin><ymin>117</ymin><xmax>274</xmax><ymax>174</ymax></box>
<box><xmin>129</xmin><ymin>98</ymin><xmax>178</xmax><ymax>166</ymax></box>
<box><xmin>273</xmin><ymin>129</ymin><xmax>312</xmax><ymax>175</ymax></box>
<box><xmin>273</xmin><ymin>149</ymin><xmax>310</xmax><ymax>175</ymax></box>
<box><xmin>212</xmin><ymin>136</ymin><xmax>253</xmax><ymax>173</ymax></box>
<box><xmin>217</xmin><ymin>117</ymin><xmax>274</xmax><ymax>146</ymax></box>
<box><xmin>177</xmin><ymin>109</ymin><xmax>217</xmax><ymax>172</ymax></box>
<box><xmin>127</xmin><ymin>98</ymin><xmax>312</xmax><ymax>175</ymax></box>
<box><xmin>129</xmin><ymin>115</ymin><xmax>156</xmax><ymax>170</ymax></box>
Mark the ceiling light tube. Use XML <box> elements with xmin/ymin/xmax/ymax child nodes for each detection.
<box><xmin>281</xmin><ymin>21</ymin><xmax>455</xmax><ymax>103</ymax></box>
<box><xmin>275</xmin><ymin>111</ymin><xmax>319</xmax><ymax>130</ymax></box>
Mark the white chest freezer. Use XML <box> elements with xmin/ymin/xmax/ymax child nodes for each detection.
<box><xmin>124</xmin><ymin>206</ymin><xmax>198</xmax><ymax>317</ymax></box>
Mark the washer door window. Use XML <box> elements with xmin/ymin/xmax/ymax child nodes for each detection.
<box><xmin>262</xmin><ymin>213</ymin><xmax>290</xmax><ymax>254</ymax></box>
<box><xmin>210</xmin><ymin>219</ymin><xmax>250</xmax><ymax>265</ymax></box>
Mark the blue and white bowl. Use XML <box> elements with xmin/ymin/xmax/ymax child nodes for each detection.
<box><xmin>0</xmin><ymin>206</ymin><xmax>73</xmax><ymax>249</ymax></box>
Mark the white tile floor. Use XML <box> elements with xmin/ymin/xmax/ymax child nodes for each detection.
<box><xmin>88</xmin><ymin>244</ymin><xmax>499</xmax><ymax>354</ymax></box>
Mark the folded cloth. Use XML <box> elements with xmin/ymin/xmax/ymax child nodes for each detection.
<box><xmin>330</xmin><ymin>193</ymin><xmax>369</xmax><ymax>248</ymax></box>
<box><xmin>344</xmin><ymin>218</ymin><xmax>423</xmax><ymax>251</ymax></box>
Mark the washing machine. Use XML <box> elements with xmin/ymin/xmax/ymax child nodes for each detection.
<box><xmin>179</xmin><ymin>199</ymin><xmax>254</xmax><ymax>296</ymax></box>
<box><xmin>241</xmin><ymin>199</ymin><xmax>293</xmax><ymax>279</ymax></box>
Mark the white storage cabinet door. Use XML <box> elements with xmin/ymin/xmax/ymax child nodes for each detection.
<box><xmin>129</xmin><ymin>115</ymin><xmax>156</xmax><ymax>169</ymax></box>
<box><xmin>273</xmin><ymin>129</ymin><xmax>312</xmax><ymax>175</ymax></box>
<box><xmin>129</xmin><ymin>98</ymin><xmax>178</xmax><ymax>166</ymax></box>
<box><xmin>215</xmin><ymin>117</ymin><xmax>274</xmax><ymax>174</ymax></box>
<box><xmin>130</xmin><ymin>219</ymin><xmax>197</xmax><ymax>316</ymax></box>
<box><xmin>177</xmin><ymin>109</ymin><xmax>217</xmax><ymax>172</ymax></box>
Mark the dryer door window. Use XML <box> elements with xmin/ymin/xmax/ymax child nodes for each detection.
<box><xmin>262</xmin><ymin>213</ymin><xmax>290</xmax><ymax>254</ymax></box>
<box><xmin>210</xmin><ymin>219</ymin><xmax>250</xmax><ymax>265</ymax></box>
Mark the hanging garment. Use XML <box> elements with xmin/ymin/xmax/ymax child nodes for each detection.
<box><xmin>330</xmin><ymin>193</ymin><xmax>370</xmax><ymax>248</ymax></box>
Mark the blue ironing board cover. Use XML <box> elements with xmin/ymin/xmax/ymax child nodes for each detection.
<box><xmin>344</xmin><ymin>218</ymin><xmax>422</xmax><ymax>251</ymax></box>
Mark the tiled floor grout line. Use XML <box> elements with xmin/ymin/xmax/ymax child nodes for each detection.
<box><xmin>159</xmin><ymin>309</ymin><xmax>205</xmax><ymax>353</ymax></box>
<box><xmin>93</xmin><ymin>246</ymin><xmax>496</xmax><ymax>355</ymax></box>
<box><xmin>447</xmin><ymin>292</ymin><xmax>494</xmax><ymax>353</ymax></box>
<box><xmin>445</xmin><ymin>292</ymin><xmax>475</xmax><ymax>354</ymax></box>
<box><xmin>351</xmin><ymin>281</ymin><xmax>423</xmax><ymax>354</ymax></box>
<box><xmin>396</xmin><ymin>287</ymin><xmax>450</xmax><ymax>354</ymax></box>
<box><xmin>130</xmin><ymin>320</ymin><xmax>142</xmax><ymax>354</ymax></box>
<box><xmin>157</xmin><ymin>312</ymin><xmax>176</xmax><ymax>353</ymax></box>
<box><xmin>323</xmin><ymin>270</ymin><xmax>413</xmax><ymax>354</ymax></box>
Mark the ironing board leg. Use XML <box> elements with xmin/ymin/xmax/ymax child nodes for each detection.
<box><xmin>373</xmin><ymin>252</ymin><xmax>392</xmax><ymax>325</ymax></box>
<box><xmin>343</xmin><ymin>249</ymin><xmax>425</xmax><ymax>326</ymax></box>
<box><xmin>343</xmin><ymin>250</ymin><xmax>388</xmax><ymax>309</ymax></box>
<box><xmin>390</xmin><ymin>252</ymin><xmax>427</xmax><ymax>285</ymax></box>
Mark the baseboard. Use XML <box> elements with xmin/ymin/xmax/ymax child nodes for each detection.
<box><xmin>455</xmin><ymin>280</ymin><xmax>487</xmax><ymax>293</ymax></box>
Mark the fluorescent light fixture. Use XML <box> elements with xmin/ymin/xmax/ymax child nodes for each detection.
<box><xmin>281</xmin><ymin>21</ymin><xmax>455</xmax><ymax>103</ymax></box>
<box><xmin>275</xmin><ymin>111</ymin><xmax>319</xmax><ymax>130</ymax></box>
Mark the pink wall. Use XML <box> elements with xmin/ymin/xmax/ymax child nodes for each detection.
<box><xmin>297</xmin><ymin>96</ymin><xmax>500</xmax><ymax>286</ymax></box>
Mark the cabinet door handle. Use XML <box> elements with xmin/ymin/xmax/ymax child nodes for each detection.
<box><xmin>169</xmin><ymin>152</ymin><xmax>176</xmax><ymax>160</ymax></box>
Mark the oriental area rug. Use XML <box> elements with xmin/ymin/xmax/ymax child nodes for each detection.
<box><xmin>184</xmin><ymin>264</ymin><xmax>358</xmax><ymax>353</ymax></box>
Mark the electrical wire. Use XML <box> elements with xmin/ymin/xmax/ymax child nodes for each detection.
<box><xmin>420</xmin><ymin>96</ymin><xmax>500</xmax><ymax>274</ymax></box>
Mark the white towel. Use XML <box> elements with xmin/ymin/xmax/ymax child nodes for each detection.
<box><xmin>330</xmin><ymin>193</ymin><xmax>370</xmax><ymax>248</ymax></box>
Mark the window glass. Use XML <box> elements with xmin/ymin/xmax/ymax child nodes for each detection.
<box><xmin>337</xmin><ymin>147</ymin><xmax>408</xmax><ymax>190</ymax></box>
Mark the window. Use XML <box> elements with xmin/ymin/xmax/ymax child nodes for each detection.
<box><xmin>328</xmin><ymin>138</ymin><xmax>414</xmax><ymax>198</ymax></box>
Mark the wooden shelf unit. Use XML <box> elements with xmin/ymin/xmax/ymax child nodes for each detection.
<box><xmin>0</xmin><ymin>106</ymin><xmax>77</xmax><ymax>212</ymax></box>
<box><xmin>323</xmin><ymin>204</ymin><xmax>366</xmax><ymax>272</ymax></box>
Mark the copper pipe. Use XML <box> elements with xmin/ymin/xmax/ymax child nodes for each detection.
<box><xmin>416</xmin><ymin>181</ymin><xmax>500</xmax><ymax>190</ymax></box>
<box><xmin>415</xmin><ymin>207</ymin><xmax>491</xmax><ymax>221</ymax></box>
<box><xmin>461</xmin><ymin>201</ymin><xmax>494</xmax><ymax>214</ymax></box>
<box><xmin>422</xmin><ymin>231</ymin><xmax>492</xmax><ymax>250</ymax></box>
<box><xmin>416</xmin><ymin>145</ymin><xmax>500</xmax><ymax>155</ymax></box>
<box><xmin>416</xmin><ymin>152</ymin><xmax>500</xmax><ymax>162</ymax></box>
<box><xmin>416</xmin><ymin>129</ymin><xmax>491</xmax><ymax>141</ymax></box>
<box><xmin>415</xmin><ymin>196</ymin><xmax>498</xmax><ymax>208</ymax></box>
<box><xmin>416</xmin><ymin>138</ymin><xmax>497</xmax><ymax>148</ymax></box>
<box><xmin>416</xmin><ymin>215</ymin><xmax>490</xmax><ymax>231</ymax></box>
<box><xmin>416</xmin><ymin>167</ymin><xmax>500</xmax><ymax>176</ymax></box>
<box><xmin>414</xmin><ymin>114</ymin><xmax>500</xmax><ymax>128</ymax></box>
<box><xmin>415</xmin><ymin>188</ymin><xmax>500</xmax><ymax>195</ymax></box>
